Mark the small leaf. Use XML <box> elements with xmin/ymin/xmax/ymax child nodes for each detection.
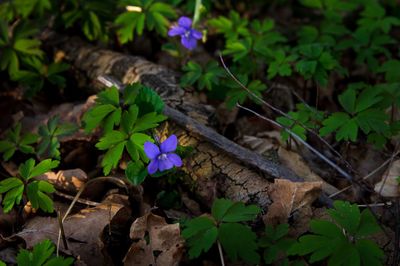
<box><xmin>182</xmin><ymin>216</ymin><xmax>218</xmax><ymax>259</ymax></box>
<box><xmin>219</xmin><ymin>223</ymin><xmax>260</xmax><ymax>264</ymax></box>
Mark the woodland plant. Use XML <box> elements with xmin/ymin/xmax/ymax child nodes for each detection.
<box><xmin>0</xmin><ymin>0</ymin><xmax>398</xmax><ymax>264</ymax></box>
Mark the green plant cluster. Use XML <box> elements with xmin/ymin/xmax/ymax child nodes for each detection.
<box><xmin>182</xmin><ymin>199</ymin><xmax>384</xmax><ymax>265</ymax></box>
<box><xmin>0</xmin><ymin>158</ymin><xmax>58</xmax><ymax>213</ymax></box>
<box><xmin>16</xmin><ymin>239</ymin><xmax>73</xmax><ymax>266</ymax></box>
<box><xmin>82</xmin><ymin>83</ymin><xmax>166</xmax><ymax>176</ymax></box>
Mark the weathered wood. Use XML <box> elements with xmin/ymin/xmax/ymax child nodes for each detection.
<box><xmin>44</xmin><ymin>33</ymin><xmax>333</xmax><ymax>207</ymax></box>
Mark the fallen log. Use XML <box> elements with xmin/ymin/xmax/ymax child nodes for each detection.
<box><xmin>43</xmin><ymin>33</ymin><xmax>333</xmax><ymax>207</ymax></box>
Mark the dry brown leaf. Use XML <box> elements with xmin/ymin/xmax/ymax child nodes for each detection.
<box><xmin>374</xmin><ymin>159</ymin><xmax>400</xmax><ymax>197</ymax></box>
<box><xmin>278</xmin><ymin>147</ymin><xmax>338</xmax><ymax>195</ymax></box>
<box><xmin>17</xmin><ymin>203</ymin><xmax>127</xmax><ymax>266</ymax></box>
<box><xmin>124</xmin><ymin>213</ymin><xmax>184</xmax><ymax>266</ymax></box>
<box><xmin>264</xmin><ymin>179</ymin><xmax>322</xmax><ymax>226</ymax></box>
<box><xmin>36</xmin><ymin>169</ymin><xmax>88</xmax><ymax>194</ymax></box>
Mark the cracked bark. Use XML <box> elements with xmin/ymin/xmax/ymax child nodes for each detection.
<box><xmin>44</xmin><ymin>33</ymin><xmax>332</xmax><ymax>208</ymax></box>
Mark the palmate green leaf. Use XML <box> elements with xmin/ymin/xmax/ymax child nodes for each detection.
<box><xmin>101</xmin><ymin>141</ymin><xmax>126</xmax><ymax>175</ymax></box>
<box><xmin>121</xmin><ymin>105</ymin><xmax>139</xmax><ymax>134</ymax></box>
<box><xmin>128</xmin><ymin>133</ymin><xmax>152</xmax><ymax>162</ymax></box>
<box><xmin>219</xmin><ymin>223</ymin><xmax>260</xmax><ymax>264</ymax></box>
<box><xmin>338</xmin><ymin>89</ymin><xmax>356</xmax><ymax>114</ymax></box>
<box><xmin>125</xmin><ymin>160</ymin><xmax>147</xmax><ymax>185</ymax></box>
<box><xmin>18</xmin><ymin>158</ymin><xmax>59</xmax><ymax>180</ymax></box>
<box><xmin>0</xmin><ymin>177</ymin><xmax>24</xmax><ymax>213</ymax></box>
<box><xmin>356</xmin><ymin>239</ymin><xmax>384</xmax><ymax>266</ymax></box>
<box><xmin>29</xmin><ymin>159</ymin><xmax>59</xmax><ymax>179</ymax></box>
<box><xmin>259</xmin><ymin>224</ymin><xmax>295</xmax><ymax>264</ymax></box>
<box><xmin>13</xmin><ymin>39</ymin><xmax>43</xmax><ymax>56</ymax></box>
<box><xmin>356</xmin><ymin>109</ymin><xmax>389</xmax><ymax>136</ymax></box>
<box><xmin>288</xmin><ymin>224</ymin><xmax>346</xmax><ymax>263</ymax></box>
<box><xmin>83</xmin><ymin>104</ymin><xmax>117</xmax><ymax>133</ymax></box>
<box><xmin>133</xmin><ymin>112</ymin><xmax>167</xmax><ymax>132</ymax></box>
<box><xmin>320</xmin><ymin>112</ymin><xmax>358</xmax><ymax>141</ymax></box>
<box><xmin>290</xmin><ymin>201</ymin><xmax>383</xmax><ymax>266</ymax></box>
<box><xmin>26</xmin><ymin>181</ymin><xmax>55</xmax><ymax>213</ymax></box>
<box><xmin>211</xmin><ymin>198</ymin><xmax>260</xmax><ymax>222</ymax></box>
<box><xmin>95</xmin><ymin>130</ymin><xmax>127</xmax><ymax>150</ymax></box>
<box><xmin>223</xmin><ymin>38</ymin><xmax>251</xmax><ymax>62</ymax></box>
<box><xmin>17</xmin><ymin>239</ymin><xmax>74</xmax><ymax>266</ymax></box>
<box><xmin>182</xmin><ymin>216</ymin><xmax>218</xmax><ymax>259</ymax></box>
<box><xmin>181</xmin><ymin>61</ymin><xmax>224</xmax><ymax>91</ymax></box>
<box><xmin>377</xmin><ymin>60</ymin><xmax>400</xmax><ymax>83</ymax></box>
<box><xmin>0</xmin><ymin>122</ymin><xmax>38</xmax><ymax>160</ymax></box>
<box><xmin>134</xmin><ymin>85</ymin><xmax>164</xmax><ymax>114</ymax></box>
<box><xmin>37</xmin><ymin>116</ymin><xmax>77</xmax><ymax>159</ymax></box>
<box><xmin>180</xmin><ymin>61</ymin><xmax>202</xmax><ymax>87</ymax></box>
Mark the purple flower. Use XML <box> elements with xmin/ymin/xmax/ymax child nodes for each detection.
<box><xmin>144</xmin><ymin>135</ymin><xmax>183</xmax><ymax>174</ymax></box>
<box><xmin>168</xmin><ymin>16</ymin><xmax>202</xmax><ymax>50</ymax></box>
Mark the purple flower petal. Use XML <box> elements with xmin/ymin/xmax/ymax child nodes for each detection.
<box><xmin>167</xmin><ymin>153</ymin><xmax>182</xmax><ymax>167</ymax></box>
<box><xmin>191</xmin><ymin>29</ymin><xmax>202</xmax><ymax>40</ymax></box>
<box><xmin>181</xmin><ymin>36</ymin><xmax>197</xmax><ymax>50</ymax></box>
<box><xmin>158</xmin><ymin>158</ymin><xmax>173</xmax><ymax>171</ymax></box>
<box><xmin>160</xmin><ymin>135</ymin><xmax>177</xmax><ymax>153</ymax></box>
<box><xmin>144</xmin><ymin>141</ymin><xmax>160</xmax><ymax>160</ymax></box>
<box><xmin>178</xmin><ymin>16</ymin><xmax>192</xmax><ymax>29</ymax></box>
<box><xmin>168</xmin><ymin>26</ymin><xmax>185</xmax><ymax>37</ymax></box>
<box><xmin>147</xmin><ymin>159</ymin><xmax>158</xmax><ymax>174</ymax></box>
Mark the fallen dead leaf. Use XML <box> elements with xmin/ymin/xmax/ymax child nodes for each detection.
<box><xmin>123</xmin><ymin>213</ymin><xmax>184</xmax><ymax>266</ymax></box>
<box><xmin>264</xmin><ymin>179</ymin><xmax>322</xmax><ymax>226</ymax></box>
<box><xmin>17</xmin><ymin>202</ymin><xmax>129</xmax><ymax>266</ymax></box>
<box><xmin>278</xmin><ymin>147</ymin><xmax>338</xmax><ymax>195</ymax></box>
<box><xmin>36</xmin><ymin>169</ymin><xmax>88</xmax><ymax>194</ymax></box>
<box><xmin>374</xmin><ymin>159</ymin><xmax>400</xmax><ymax>197</ymax></box>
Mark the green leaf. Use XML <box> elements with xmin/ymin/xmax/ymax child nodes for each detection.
<box><xmin>356</xmin><ymin>209</ymin><xmax>381</xmax><ymax>238</ymax></box>
<box><xmin>356</xmin><ymin>239</ymin><xmax>384</xmax><ymax>266</ymax></box>
<box><xmin>29</xmin><ymin>159</ymin><xmax>59</xmax><ymax>179</ymax></box>
<box><xmin>101</xmin><ymin>141</ymin><xmax>126</xmax><ymax>175</ymax></box>
<box><xmin>219</xmin><ymin>223</ymin><xmax>260</xmax><ymax>264</ymax></box>
<box><xmin>13</xmin><ymin>38</ymin><xmax>43</xmax><ymax>56</ymax></box>
<box><xmin>17</xmin><ymin>239</ymin><xmax>73</xmax><ymax>266</ymax></box>
<box><xmin>125</xmin><ymin>161</ymin><xmax>147</xmax><ymax>185</ymax></box>
<box><xmin>26</xmin><ymin>181</ymin><xmax>55</xmax><ymax>213</ymax></box>
<box><xmin>327</xmin><ymin>200</ymin><xmax>361</xmax><ymax>235</ymax></box>
<box><xmin>211</xmin><ymin>198</ymin><xmax>260</xmax><ymax>223</ymax></box>
<box><xmin>95</xmin><ymin>130</ymin><xmax>127</xmax><ymax>150</ymax></box>
<box><xmin>0</xmin><ymin>178</ymin><xmax>24</xmax><ymax>213</ymax></box>
<box><xmin>182</xmin><ymin>216</ymin><xmax>218</xmax><ymax>259</ymax></box>
<box><xmin>19</xmin><ymin>158</ymin><xmax>36</xmax><ymax>179</ymax></box>
<box><xmin>339</xmin><ymin>89</ymin><xmax>356</xmax><ymax>114</ymax></box>
<box><xmin>320</xmin><ymin>112</ymin><xmax>351</xmax><ymax>138</ymax></box>
<box><xmin>121</xmin><ymin>105</ymin><xmax>139</xmax><ymax>134</ymax></box>
<box><xmin>133</xmin><ymin>112</ymin><xmax>167</xmax><ymax>132</ymax></box>
<box><xmin>134</xmin><ymin>85</ymin><xmax>165</xmax><ymax>114</ymax></box>
<box><xmin>83</xmin><ymin>104</ymin><xmax>116</xmax><ymax>133</ymax></box>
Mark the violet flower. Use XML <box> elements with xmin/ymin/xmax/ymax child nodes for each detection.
<box><xmin>168</xmin><ymin>16</ymin><xmax>202</xmax><ymax>50</ymax></box>
<box><xmin>144</xmin><ymin>134</ymin><xmax>182</xmax><ymax>174</ymax></box>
